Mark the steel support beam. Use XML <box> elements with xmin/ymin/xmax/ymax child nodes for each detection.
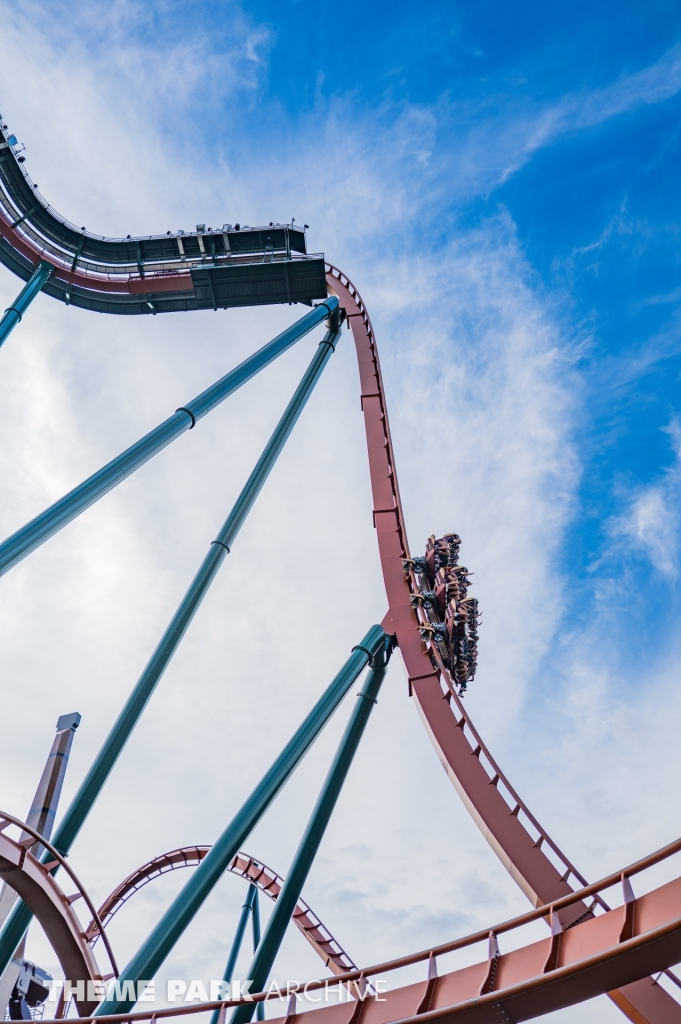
<box><xmin>94</xmin><ymin>623</ymin><xmax>388</xmax><ymax>1016</ymax></box>
<box><xmin>252</xmin><ymin>892</ymin><xmax>264</xmax><ymax>1022</ymax></box>
<box><xmin>0</xmin><ymin>316</ymin><xmax>341</xmax><ymax>976</ymax></box>
<box><xmin>231</xmin><ymin>637</ymin><xmax>391</xmax><ymax>1024</ymax></box>
<box><xmin>0</xmin><ymin>297</ymin><xmax>338</xmax><ymax>578</ymax></box>
<box><xmin>0</xmin><ymin>260</ymin><xmax>53</xmax><ymax>349</ymax></box>
<box><xmin>0</xmin><ymin>712</ymin><xmax>81</xmax><ymax>928</ymax></box>
<box><xmin>0</xmin><ymin>712</ymin><xmax>80</xmax><ymax>1017</ymax></box>
<box><xmin>209</xmin><ymin>885</ymin><xmax>258</xmax><ymax>1024</ymax></box>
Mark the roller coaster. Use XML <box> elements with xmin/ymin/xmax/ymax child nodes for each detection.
<box><xmin>0</xmin><ymin>113</ymin><xmax>680</xmax><ymax>1024</ymax></box>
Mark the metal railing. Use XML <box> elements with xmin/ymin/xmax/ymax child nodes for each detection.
<box><xmin>35</xmin><ymin>834</ymin><xmax>681</xmax><ymax>1024</ymax></box>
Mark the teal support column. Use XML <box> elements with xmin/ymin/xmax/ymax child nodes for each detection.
<box><xmin>0</xmin><ymin>316</ymin><xmax>342</xmax><ymax>977</ymax></box>
<box><xmin>231</xmin><ymin>636</ymin><xmax>392</xmax><ymax>1024</ymax></box>
<box><xmin>209</xmin><ymin>885</ymin><xmax>258</xmax><ymax>1024</ymax></box>
<box><xmin>93</xmin><ymin>623</ymin><xmax>387</xmax><ymax>1016</ymax></box>
<box><xmin>0</xmin><ymin>297</ymin><xmax>338</xmax><ymax>577</ymax></box>
<box><xmin>0</xmin><ymin>261</ymin><xmax>53</xmax><ymax>349</ymax></box>
<box><xmin>252</xmin><ymin>892</ymin><xmax>264</xmax><ymax>1022</ymax></box>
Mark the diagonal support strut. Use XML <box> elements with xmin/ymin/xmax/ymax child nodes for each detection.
<box><xmin>94</xmin><ymin>624</ymin><xmax>388</xmax><ymax>1016</ymax></box>
<box><xmin>0</xmin><ymin>297</ymin><xmax>338</xmax><ymax>578</ymax></box>
<box><xmin>0</xmin><ymin>312</ymin><xmax>342</xmax><ymax>977</ymax></box>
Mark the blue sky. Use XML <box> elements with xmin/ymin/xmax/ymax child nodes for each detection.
<box><xmin>1</xmin><ymin>3</ymin><xmax>681</xmax><ymax>1022</ymax></box>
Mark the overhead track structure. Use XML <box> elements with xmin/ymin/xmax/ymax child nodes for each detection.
<box><xmin>0</xmin><ymin>116</ymin><xmax>678</xmax><ymax>1024</ymax></box>
<box><xmin>0</xmin><ymin>124</ymin><xmax>325</xmax><ymax>315</ymax></box>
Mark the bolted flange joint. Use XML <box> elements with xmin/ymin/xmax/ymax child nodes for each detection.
<box><xmin>325</xmin><ymin>306</ymin><xmax>346</xmax><ymax>332</ymax></box>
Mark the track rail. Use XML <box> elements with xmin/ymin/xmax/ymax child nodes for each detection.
<box><xmin>0</xmin><ymin>811</ymin><xmax>112</xmax><ymax>1015</ymax></box>
<box><xmin>326</xmin><ymin>264</ymin><xmax>681</xmax><ymax>1022</ymax></box>
<box><xmin>86</xmin><ymin>848</ymin><xmax>357</xmax><ymax>976</ymax></box>
<box><xmin>38</xmin><ymin>836</ymin><xmax>681</xmax><ymax>1024</ymax></box>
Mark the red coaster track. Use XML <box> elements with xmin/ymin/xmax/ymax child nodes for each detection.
<box><xmin>86</xmin><ymin>847</ymin><xmax>359</xmax><ymax>977</ymax></box>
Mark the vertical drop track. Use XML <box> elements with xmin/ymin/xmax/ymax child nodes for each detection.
<box><xmin>326</xmin><ymin>263</ymin><xmax>681</xmax><ymax>1024</ymax></box>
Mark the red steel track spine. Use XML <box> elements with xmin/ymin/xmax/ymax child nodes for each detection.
<box><xmin>325</xmin><ymin>264</ymin><xmax>681</xmax><ymax>1024</ymax></box>
<box><xmin>88</xmin><ymin>848</ymin><xmax>357</xmax><ymax>976</ymax></box>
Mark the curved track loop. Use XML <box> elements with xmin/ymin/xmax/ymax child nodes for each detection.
<box><xmin>87</xmin><ymin>848</ymin><xmax>358</xmax><ymax>975</ymax></box>
<box><xmin>326</xmin><ymin>263</ymin><xmax>681</xmax><ymax>1022</ymax></box>
<box><xmin>0</xmin><ymin>811</ymin><xmax>111</xmax><ymax>1015</ymax></box>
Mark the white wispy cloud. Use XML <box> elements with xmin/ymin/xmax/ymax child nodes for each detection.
<box><xmin>436</xmin><ymin>42</ymin><xmax>681</xmax><ymax>199</ymax></box>
<box><xmin>607</xmin><ymin>420</ymin><xmax>681</xmax><ymax>579</ymax></box>
<box><xmin>615</xmin><ymin>484</ymin><xmax>679</xmax><ymax>576</ymax></box>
